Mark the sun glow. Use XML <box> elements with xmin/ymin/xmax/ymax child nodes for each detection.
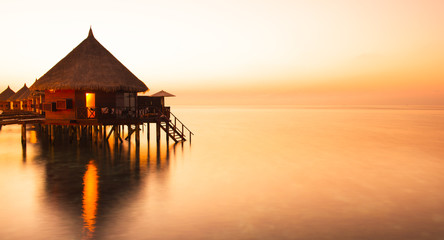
<box><xmin>0</xmin><ymin>0</ymin><xmax>443</xmax><ymax>104</ymax></box>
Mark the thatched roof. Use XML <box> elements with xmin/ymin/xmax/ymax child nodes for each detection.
<box><xmin>30</xmin><ymin>28</ymin><xmax>148</xmax><ymax>93</ymax></box>
<box><xmin>8</xmin><ymin>84</ymin><xmax>29</xmax><ymax>101</ymax></box>
<box><xmin>0</xmin><ymin>86</ymin><xmax>15</xmax><ymax>101</ymax></box>
<box><xmin>17</xmin><ymin>88</ymin><xmax>31</xmax><ymax>100</ymax></box>
<box><xmin>151</xmin><ymin>90</ymin><xmax>176</xmax><ymax>97</ymax></box>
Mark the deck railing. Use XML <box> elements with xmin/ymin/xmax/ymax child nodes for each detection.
<box><xmin>76</xmin><ymin>107</ymin><xmax>139</xmax><ymax>120</ymax></box>
<box><xmin>75</xmin><ymin>106</ymin><xmax>193</xmax><ymax>140</ymax></box>
<box><xmin>168</xmin><ymin>111</ymin><xmax>194</xmax><ymax>141</ymax></box>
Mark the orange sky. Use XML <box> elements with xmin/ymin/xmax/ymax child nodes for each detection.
<box><xmin>0</xmin><ymin>0</ymin><xmax>443</xmax><ymax>105</ymax></box>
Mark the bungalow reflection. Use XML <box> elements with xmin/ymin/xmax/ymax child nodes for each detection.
<box><xmin>24</xmin><ymin>128</ymin><xmax>177</xmax><ymax>240</ymax></box>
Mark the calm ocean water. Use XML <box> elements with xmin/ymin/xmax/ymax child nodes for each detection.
<box><xmin>1</xmin><ymin>106</ymin><xmax>444</xmax><ymax>240</ymax></box>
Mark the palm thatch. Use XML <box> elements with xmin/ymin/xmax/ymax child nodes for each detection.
<box><xmin>8</xmin><ymin>84</ymin><xmax>29</xmax><ymax>101</ymax></box>
<box><xmin>30</xmin><ymin>28</ymin><xmax>148</xmax><ymax>93</ymax></box>
<box><xmin>151</xmin><ymin>90</ymin><xmax>176</xmax><ymax>97</ymax></box>
<box><xmin>0</xmin><ymin>86</ymin><xmax>15</xmax><ymax>101</ymax></box>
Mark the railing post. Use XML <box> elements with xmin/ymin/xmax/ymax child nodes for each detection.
<box><xmin>174</xmin><ymin>118</ymin><xmax>177</xmax><ymax>138</ymax></box>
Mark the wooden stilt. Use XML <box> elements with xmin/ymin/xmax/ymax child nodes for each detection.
<box><xmin>76</xmin><ymin>125</ymin><xmax>81</xmax><ymax>142</ymax></box>
<box><xmin>93</xmin><ymin>126</ymin><xmax>98</xmax><ymax>143</ymax></box>
<box><xmin>21</xmin><ymin>123</ymin><xmax>26</xmax><ymax>146</ymax></box>
<box><xmin>68</xmin><ymin>126</ymin><xmax>73</xmax><ymax>143</ymax></box>
<box><xmin>156</xmin><ymin>122</ymin><xmax>161</xmax><ymax>145</ymax></box>
<box><xmin>135</xmin><ymin>124</ymin><xmax>140</xmax><ymax>146</ymax></box>
<box><xmin>146</xmin><ymin>123</ymin><xmax>150</xmax><ymax>143</ymax></box>
<box><xmin>50</xmin><ymin>125</ymin><xmax>55</xmax><ymax>144</ymax></box>
<box><xmin>113</xmin><ymin>125</ymin><xmax>118</xmax><ymax>143</ymax></box>
<box><xmin>98</xmin><ymin>125</ymin><xmax>103</xmax><ymax>141</ymax></box>
<box><xmin>103</xmin><ymin>125</ymin><xmax>107</xmax><ymax>140</ymax></box>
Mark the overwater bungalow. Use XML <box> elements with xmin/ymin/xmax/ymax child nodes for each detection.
<box><xmin>20</xmin><ymin>28</ymin><xmax>193</xmax><ymax>144</ymax></box>
<box><xmin>30</xmin><ymin>28</ymin><xmax>148</xmax><ymax>123</ymax></box>
<box><xmin>8</xmin><ymin>84</ymin><xmax>29</xmax><ymax>110</ymax></box>
<box><xmin>0</xmin><ymin>86</ymin><xmax>15</xmax><ymax>111</ymax></box>
<box><xmin>1</xmin><ymin>28</ymin><xmax>192</xmax><ymax>146</ymax></box>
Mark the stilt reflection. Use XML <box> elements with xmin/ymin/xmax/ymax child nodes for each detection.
<box><xmin>26</xmin><ymin>128</ymin><xmax>188</xmax><ymax>239</ymax></box>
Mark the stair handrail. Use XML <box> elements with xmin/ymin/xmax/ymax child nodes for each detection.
<box><xmin>169</xmin><ymin>111</ymin><xmax>194</xmax><ymax>136</ymax></box>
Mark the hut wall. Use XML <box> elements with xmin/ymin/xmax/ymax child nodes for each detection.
<box><xmin>96</xmin><ymin>92</ymin><xmax>116</xmax><ymax>107</ymax></box>
<box><xmin>11</xmin><ymin>101</ymin><xmax>20</xmax><ymax>110</ymax></box>
<box><xmin>0</xmin><ymin>101</ymin><xmax>10</xmax><ymax>111</ymax></box>
<box><xmin>74</xmin><ymin>91</ymin><xmax>117</xmax><ymax>119</ymax></box>
<box><xmin>44</xmin><ymin>90</ymin><xmax>76</xmax><ymax>120</ymax></box>
<box><xmin>74</xmin><ymin>91</ymin><xmax>116</xmax><ymax>108</ymax></box>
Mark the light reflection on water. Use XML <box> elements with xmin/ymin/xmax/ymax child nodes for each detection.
<box><xmin>82</xmin><ymin>160</ymin><xmax>98</xmax><ymax>239</ymax></box>
<box><xmin>1</xmin><ymin>106</ymin><xmax>444</xmax><ymax>239</ymax></box>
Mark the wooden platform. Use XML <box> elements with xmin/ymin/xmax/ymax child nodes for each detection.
<box><xmin>0</xmin><ymin>110</ymin><xmax>193</xmax><ymax>146</ymax></box>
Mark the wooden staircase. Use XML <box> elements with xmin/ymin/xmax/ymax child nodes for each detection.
<box><xmin>159</xmin><ymin>112</ymin><xmax>193</xmax><ymax>143</ymax></box>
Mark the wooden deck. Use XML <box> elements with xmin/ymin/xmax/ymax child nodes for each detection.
<box><xmin>0</xmin><ymin>109</ymin><xmax>193</xmax><ymax>145</ymax></box>
<box><xmin>0</xmin><ymin>111</ymin><xmax>45</xmax><ymax>126</ymax></box>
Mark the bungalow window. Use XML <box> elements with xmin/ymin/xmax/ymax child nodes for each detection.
<box><xmin>43</xmin><ymin>102</ymin><xmax>56</xmax><ymax>112</ymax></box>
<box><xmin>86</xmin><ymin>93</ymin><xmax>95</xmax><ymax>118</ymax></box>
<box><xmin>56</xmin><ymin>99</ymin><xmax>73</xmax><ymax>110</ymax></box>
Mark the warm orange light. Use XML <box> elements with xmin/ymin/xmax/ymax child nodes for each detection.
<box><xmin>82</xmin><ymin>160</ymin><xmax>99</xmax><ymax>239</ymax></box>
<box><xmin>86</xmin><ymin>93</ymin><xmax>95</xmax><ymax>108</ymax></box>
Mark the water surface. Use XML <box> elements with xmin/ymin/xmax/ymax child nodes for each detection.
<box><xmin>1</xmin><ymin>106</ymin><xmax>444</xmax><ymax>239</ymax></box>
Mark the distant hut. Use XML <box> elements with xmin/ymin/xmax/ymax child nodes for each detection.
<box><xmin>31</xmin><ymin>90</ymin><xmax>45</xmax><ymax>114</ymax></box>
<box><xmin>17</xmin><ymin>88</ymin><xmax>32</xmax><ymax>111</ymax></box>
<box><xmin>0</xmin><ymin>86</ymin><xmax>15</xmax><ymax>111</ymax></box>
<box><xmin>8</xmin><ymin>84</ymin><xmax>29</xmax><ymax>110</ymax></box>
<box><xmin>30</xmin><ymin>28</ymin><xmax>148</xmax><ymax>123</ymax></box>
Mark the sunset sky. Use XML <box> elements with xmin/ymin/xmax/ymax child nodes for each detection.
<box><xmin>0</xmin><ymin>0</ymin><xmax>443</xmax><ymax>105</ymax></box>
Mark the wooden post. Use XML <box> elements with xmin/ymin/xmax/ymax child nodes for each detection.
<box><xmin>98</xmin><ymin>125</ymin><xmax>103</xmax><ymax>141</ymax></box>
<box><xmin>135</xmin><ymin>124</ymin><xmax>140</xmax><ymax>146</ymax></box>
<box><xmin>127</xmin><ymin>125</ymin><xmax>131</xmax><ymax>142</ymax></box>
<box><xmin>174</xmin><ymin>118</ymin><xmax>176</xmax><ymax>138</ymax></box>
<box><xmin>93</xmin><ymin>126</ymin><xmax>98</xmax><ymax>143</ymax></box>
<box><xmin>21</xmin><ymin>123</ymin><xmax>26</xmax><ymax>146</ymax></box>
<box><xmin>68</xmin><ymin>126</ymin><xmax>73</xmax><ymax>143</ymax></box>
<box><xmin>113</xmin><ymin>125</ymin><xmax>118</xmax><ymax>144</ymax></box>
<box><xmin>76</xmin><ymin>125</ymin><xmax>81</xmax><ymax>142</ymax></box>
<box><xmin>156</xmin><ymin>122</ymin><xmax>161</xmax><ymax>145</ymax></box>
<box><xmin>50</xmin><ymin>125</ymin><xmax>55</xmax><ymax>143</ymax></box>
<box><xmin>146</xmin><ymin>123</ymin><xmax>150</xmax><ymax>143</ymax></box>
<box><xmin>166</xmin><ymin>121</ymin><xmax>169</xmax><ymax>145</ymax></box>
<box><xmin>103</xmin><ymin>125</ymin><xmax>107</xmax><ymax>140</ymax></box>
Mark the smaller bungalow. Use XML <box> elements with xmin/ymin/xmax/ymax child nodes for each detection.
<box><xmin>0</xmin><ymin>86</ymin><xmax>15</xmax><ymax>111</ymax></box>
<box><xmin>137</xmin><ymin>90</ymin><xmax>175</xmax><ymax>118</ymax></box>
<box><xmin>8</xmin><ymin>84</ymin><xmax>29</xmax><ymax>110</ymax></box>
<box><xmin>31</xmin><ymin>90</ymin><xmax>45</xmax><ymax>114</ymax></box>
